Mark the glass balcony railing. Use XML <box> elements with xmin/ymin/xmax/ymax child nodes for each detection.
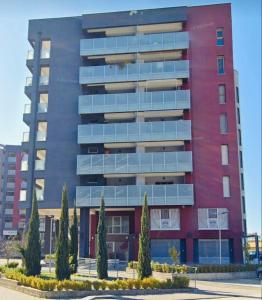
<box><xmin>21</xmin><ymin>161</ymin><xmax>28</xmax><ymax>171</ymax></box>
<box><xmin>81</xmin><ymin>31</ymin><xmax>189</xmax><ymax>56</ymax></box>
<box><xmin>25</xmin><ymin>77</ymin><xmax>32</xmax><ymax>86</ymax></box>
<box><xmin>77</xmin><ymin>151</ymin><xmax>192</xmax><ymax>175</ymax></box>
<box><xmin>24</xmin><ymin>104</ymin><xmax>31</xmax><ymax>114</ymax></box>
<box><xmin>22</xmin><ymin>132</ymin><xmax>30</xmax><ymax>142</ymax></box>
<box><xmin>80</xmin><ymin>60</ymin><xmax>189</xmax><ymax>84</ymax></box>
<box><xmin>40</xmin><ymin>49</ymin><xmax>50</xmax><ymax>59</ymax></box>
<box><xmin>78</xmin><ymin>120</ymin><xmax>191</xmax><ymax>144</ymax></box>
<box><xmin>27</xmin><ymin>50</ymin><xmax>34</xmax><ymax>60</ymax></box>
<box><xmin>38</xmin><ymin>103</ymin><xmax>48</xmax><ymax>113</ymax></box>
<box><xmin>76</xmin><ymin>184</ymin><xmax>194</xmax><ymax>207</ymax></box>
<box><xmin>79</xmin><ymin>90</ymin><xmax>190</xmax><ymax>114</ymax></box>
<box><xmin>39</xmin><ymin>76</ymin><xmax>49</xmax><ymax>85</ymax></box>
<box><xmin>35</xmin><ymin>160</ymin><xmax>45</xmax><ymax>170</ymax></box>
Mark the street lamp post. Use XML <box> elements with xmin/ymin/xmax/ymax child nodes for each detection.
<box><xmin>49</xmin><ymin>216</ymin><xmax>54</xmax><ymax>273</ymax></box>
<box><xmin>218</xmin><ymin>210</ymin><xmax>229</xmax><ymax>265</ymax></box>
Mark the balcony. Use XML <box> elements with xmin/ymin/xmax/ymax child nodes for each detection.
<box><xmin>81</xmin><ymin>31</ymin><xmax>189</xmax><ymax>56</ymax></box>
<box><xmin>23</xmin><ymin>104</ymin><xmax>31</xmax><ymax>125</ymax></box>
<box><xmin>79</xmin><ymin>90</ymin><xmax>190</xmax><ymax>114</ymax></box>
<box><xmin>80</xmin><ymin>60</ymin><xmax>189</xmax><ymax>84</ymax></box>
<box><xmin>76</xmin><ymin>184</ymin><xmax>194</xmax><ymax>207</ymax></box>
<box><xmin>78</xmin><ymin>120</ymin><xmax>191</xmax><ymax>144</ymax></box>
<box><xmin>77</xmin><ymin>151</ymin><xmax>192</xmax><ymax>175</ymax></box>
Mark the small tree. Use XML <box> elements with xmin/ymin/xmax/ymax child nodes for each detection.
<box><xmin>96</xmin><ymin>196</ymin><xmax>108</xmax><ymax>279</ymax></box>
<box><xmin>169</xmin><ymin>247</ymin><xmax>180</xmax><ymax>264</ymax></box>
<box><xmin>55</xmin><ymin>185</ymin><xmax>70</xmax><ymax>280</ymax></box>
<box><xmin>19</xmin><ymin>190</ymin><xmax>41</xmax><ymax>276</ymax></box>
<box><xmin>137</xmin><ymin>193</ymin><xmax>152</xmax><ymax>279</ymax></box>
<box><xmin>69</xmin><ymin>201</ymin><xmax>78</xmax><ymax>274</ymax></box>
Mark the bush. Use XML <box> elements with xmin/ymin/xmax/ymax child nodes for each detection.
<box><xmin>92</xmin><ymin>280</ymin><xmax>101</xmax><ymax>290</ymax></box>
<box><xmin>5</xmin><ymin>262</ymin><xmax>19</xmax><ymax>268</ymax></box>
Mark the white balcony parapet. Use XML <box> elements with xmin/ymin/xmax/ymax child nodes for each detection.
<box><xmin>80</xmin><ymin>60</ymin><xmax>189</xmax><ymax>84</ymax></box>
<box><xmin>27</xmin><ymin>50</ymin><xmax>34</xmax><ymax>60</ymax></box>
<box><xmin>78</xmin><ymin>120</ymin><xmax>191</xmax><ymax>144</ymax></box>
<box><xmin>25</xmin><ymin>77</ymin><xmax>32</xmax><ymax>86</ymax></box>
<box><xmin>79</xmin><ymin>90</ymin><xmax>190</xmax><ymax>114</ymax></box>
<box><xmin>77</xmin><ymin>151</ymin><xmax>192</xmax><ymax>175</ymax></box>
<box><xmin>76</xmin><ymin>184</ymin><xmax>194</xmax><ymax>207</ymax></box>
<box><xmin>81</xmin><ymin>31</ymin><xmax>189</xmax><ymax>56</ymax></box>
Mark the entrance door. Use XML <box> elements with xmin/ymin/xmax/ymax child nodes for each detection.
<box><xmin>106</xmin><ymin>241</ymin><xmax>129</xmax><ymax>261</ymax></box>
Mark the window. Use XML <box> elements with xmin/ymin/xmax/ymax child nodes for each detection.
<box><xmin>238</xmin><ymin>129</ymin><xmax>242</xmax><ymax>146</ymax></box>
<box><xmin>150</xmin><ymin>209</ymin><xmax>180</xmax><ymax>230</ymax></box>
<box><xmin>37</xmin><ymin>121</ymin><xmax>47</xmax><ymax>141</ymax></box>
<box><xmin>220</xmin><ymin>114</ymin><xmax>228</xmax><ymax>133</ymax></box>
<box><xmin>223</xmin><ymin>176</ymin><xmax>230</xmax><ymax>197</ymax></box>
<box><xmin>217</xmin><ymin>56</ymin><xmax>225</xmax><ymax>75</ymax></box>
<box><xmin>241</xmin><ymin>173</ymin><xmax>244</xmax><ymax>190</ymax></box>
<box><xmin>218</xmin><ymin>84</ymin><xmax>226</xmax><ymax>103</ymax></box>
<box><xmin>236</xmin><ymin>87</ymin><xmax>239</xmax><ymax>103</ymax></box>
<box><xmin>39</xmin><ymin>67</ymin><xmax>49</xmax><ymax>85</ymax></box>
<box><xmin>239</xmin><ymin>151</ymin><xmax>243</xmax><ymax>168</ymax></box>
<box><xmin>151</xmin><ymin>239</ymin><xmax>180</xmax><ymax>264</ymax></box>
<box><xmin>41</xmin><ymin>40</ymin><xmax>51</xmax><ymax>59</ymax></box>
<box><xmin>198</xmin><ymin>208</ymin><xmax>228</xmax><ymax>230</ymax></box>
<box><xmin>35</xmin><ymin>149</ymin><xmax>46</xmax><ymax>170</ymax></box>
<box><xmin>221</xmin><ymin>145</ymin><xmax>229</xmax><ymax>165</ymax></box>
<box><xmin>38</xmin><ymin>93</ymin><xmax>48</xmax><ymax>113</ymax></box>
<box><xmin>199</xmin><ymin>239</ymin><xmax>230</xmax><ymax>264</ymax></box>
<box><xmin>88</xmin><ymin>147</ymin><xmax>98</xmax><ymax>154</ymax></box>
<box><xmin>242</xmin><ymin>196</ymin><xmax>246</xmax><ymax>214</ymax></box>
<box><xmin>216</xmin><ymin>28</ymin><xmax>224</xmax><ymax>46</ymax></box>
<box><xmin>237</xmin><ymin>108</ymin><xmax>241</xmax><ymax>124</ymax></box>
<box><xmin>20</xmin><ymin>190</ymin><xmax>27</xmax><ymax>201</ymax></box>
<box><xmin>35</xmin><ymin>179</ymin><xmax>45</xmax><ymax>201</ymax></box>
<box><xmin>106</xmin><ymin>216</ymin><xmax>129</xmax><ymax>234</ymax></box>
<box><xmin>21</xmin><ymin>152</ymin><xmax>28</xmax><ymax>171</ymax></box>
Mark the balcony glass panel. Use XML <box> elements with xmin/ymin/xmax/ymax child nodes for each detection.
<box><xmin>77</xmin><ymin>151</ymin><xmax>192</xmax><ymax>175</ymax></box>
<box><xmin>79</xmin><ymin>60</ymin><xmax>189</xmax><ymax>84</ymax></box>
<box><xmin>38</xmin><ymin>103</ymin><xmax>48</xmax><ymax>113</ymax></box>
<box><xmin>39</xmin><ymin>76</ymin><xmax>49</xmax><ymax>85</ymax></box>
<box><xmin>76</xmin><ymin>184</ymin><xmax>194</xmax><ymax>207</ymax></box>
<box><xmin>25</xmin><ymin>77</ymin><xmax>32</xmax><ymax>86</ymax></box>
<box><xmin>78</xmin><ymin>120</ymin><xmax>191</xmax><ymax>144</ymax></box>
<box><xmin>27</xmin><ymin>50</ymin><xmax>34</xmax><ymax>60</ymax></box>
<box><xmin>36</xmin><ymin>131</ymin><xmax>47</xmax><ymax>142</ymax></box>
<box><xmin>24</xmin><ymin>104</ymin><xmax>31</xmax><ymax>114</ymax></box>
<box><xmin>80</xmin><ymin>31</ymin><xmax>189</xmax><ymax>56</ymax></box>
<box><xmin>22</xmin><ymin>132</ymin><xmax>30</xmax><ymax>142</ymax></box>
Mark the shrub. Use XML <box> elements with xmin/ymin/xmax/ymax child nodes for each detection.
<box><xmin>5</xmin><ymin>262</ymin><xmax>19</xmax><ymax>268</ymax></box>
<box><xmin>92</xmin><ymin>280</ymin><xmax>101</xmax><ymax>290</ymax></box>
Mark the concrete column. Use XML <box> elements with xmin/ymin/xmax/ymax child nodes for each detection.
<box><xmin>79</xmin><ymin>207</ymin><xmax>90</xmax><ymax>258</ymax></box>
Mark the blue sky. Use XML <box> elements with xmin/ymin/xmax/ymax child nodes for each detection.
<box><xmin>0</xmin><ymin>0</ymin><xmax>261</xmax><ymax>235</ymax></box>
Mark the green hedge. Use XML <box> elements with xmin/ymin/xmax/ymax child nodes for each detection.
<box><xmin>3</xmin><ymin>269</ymin><xmax>189</xmax><ymax>291</ymax></box>
<box><xmin>128</xmin><ymin>261</ymin><xmax>261</xmax><ymax>274</ymax></box>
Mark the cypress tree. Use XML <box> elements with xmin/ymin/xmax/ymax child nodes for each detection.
<box><xmin>55</xmin><ymin>185</ymin><xmax>70</xmax><ymax>280</ymax></box>
<box><xmin>137</xmin><ymin>193</ymin><xmax>152</xmax><ymax>279</ymax></box>
<box><xmin>23</xmin><ymin>190</ymin><xmax>41</xmax><ymax>276</ymax></box>
<box><xmin>96</xmin><ymin>196</ymin><xmax>108</xmax><ymax>279</ymax></box>
<box><xmin>69</xmin><ymin>201</ymin><xmax>78</xmax><ymax>274</ymax></box>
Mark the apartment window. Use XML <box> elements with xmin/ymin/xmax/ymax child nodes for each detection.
<box><xmin>236</xmin><ymin>87</ymin><xmax>239</xmax><ymax>103</ymax></box>
<box><xmin>217</xmin><ymin>56</ymin><xmax>225</xmax><ymax>75</ymax></box>
<box><xmin>21</xmin><ymin>152</ymin><xmax>28</xmax><ymax>171</ymax></box>
<box><xmin>239</xmin><ymin>150</ymin><xmax>243</xmax><ymax>168</ymax></box>
<box><xmin>198</xmin><ymin>208</ymin><xmax>228</xmax><ymax>230</ymax></box>
<box><xmin>241</xmin><ymin>173</ymin><xmax>245</xmax><ymax>190</ymax></box>
<box><xmin>35</xmin><ymin>179</ymin><xmax>45</xmax><ymax>201</ymax></box>
<box><xmin>221</xmin><ymin>145</ymin><xmax>229</xmax><ymax>165</ymax></box>
<box><xmin>218</xmin><ymin>84</ymin><xmax>226</xmax><ymax>103</ymax></box>
<box><xmin>220</xmin><ymin>114</ymin><xmax>228</xmax><ymax>133</ymax></box>
<box><xmin>216</xmin><ymin>28</ymin><xmax>224</xmax><ymax>46</ymax></box>
<box><xmin>223</xmin><ymin>176</ymin><xmax>231</xmax><ymax>197</ymax></box>
<box><xmin>38</xmin><ymin>93</ymin><xmax>48</xmax><ymax>113</ymax></box>
<box><xmin>242</xmin><ymin>196</ymin><xmax>246</xmax><ymax>214</ymax></box>
<box><xmin>237</xmin><ymin>108</ymin><xmax>241</xmax><ymax>124</ymax></box>
<box><xmin>238</xmin><ymin>129</ymin><xmax>242</xmax><ymax>146</ymax></box>
<box><xmin>106</xmin><ymin>216</ymin><xmax>129</xmax><ymax>234</ymax></box>
<box><xmin>41</xmin><ymin>40</ymin><xmax>51</xmax><ymax>59</ymax></box>
<box><xmin>6</xmin><ymin>191</ymin><xmax>14</xmax><ymax>196</ymax></box>
<box><xmin>151</xmin><ymin>239</ymin><xmax>180</xmax><ymax>264</ymax></box>
<box><xmin>20</xmin><ymin>190</ymin><xmax>27</xmax><ymax>201</ymax></box>
<box><xmin>35</xmin><ymin>149</ymin><xmax>46</xmax><ymax>170</ymax></box>
<box><xmin>151</xmin><ymin>209</ymin><xmax>180</xmax><ymax>230</ymax></box>
<box><xmin>37</xmin><ymin>121</ymin><xmax>47</xmax><ymax>141</ymax></box>
<box><xmin>88</xmin><ymin>147</ymin><xmax>98</xmax><ymax>154</ymax></box>
<box><xmin>39</xmin><ymin>66</ymin><xmax>49</xmax><ymax>85</ymax></box>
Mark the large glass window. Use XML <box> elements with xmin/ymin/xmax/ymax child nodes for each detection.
<box><xmin>37</xmin><ymin>121</ymin><xmax>47</xmax><ymax>141</ymax></box>
<box><xmin>39</xmin><ymin>67</ymin><xmax>49</xmax><ymax>85</ymax></box>
<box><xmin>218</xmin><ymin>84</ymin><xmax>226</xmax><ymax>103</ymax></box>
<box><xmin>223</xmin><ymin>176</ymin><xmax>231</xmax><ymax>197</ymax></box>
<box><xmin>38</xmin><ymin>93</ymin><xmax>48</xmax><ymax>113</ymax></box>
<box><xmin>106</xmin><ymin>216</ymin><xmax>129</xmax><ymax>234</ymax></box>
<box><xmin>220</xmin><ymin>113</ymin><xmax>228</xmax><ymax>133</ymax></box>
<box><xmin>198</xmin><ymin>208</ymin><xmax>228</xmax><ymax>230</ymax></box>
<box><xmin>35</xmin><ymin>149</ymin><xmax>46</xmax><ymax>170</ymax></box>
<box><xmin>35</xmin><ymin>179</ymin><xmax>45</xmax><ymax>201</ymax></box>
<box><xmin>41</xmin><ymin>40</ymin><xmax>51</xmax><ymax>59</ymax></box>
<box><xmin>216</xmin><ymin>28</ymin><xmax>224</xmax><ymax>46</ymax></box>
<box><xmin>199</xmin><ymin>239</ymin><xmax>230</xmax><ymax>264</ymax></box>
<box><xmin>217</xmin><ymin>56</ymin><xmax>225</xmax><ymax>75</ymax></box>
<box><xmin>151</xmin><ymin>239</ymin><xmax>180</xmax><ymax>264</ymax></box>
<box><xmin>150</xmin><ymin>209</ymin><xmax>180</xmax><ymax>230</ymax></box>
<box><xmin>221</xmin><ymin>145</ymin><xmax>229</xmax><ymax>165</ymax></box>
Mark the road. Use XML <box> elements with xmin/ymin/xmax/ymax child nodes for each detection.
<box><xmin>0</xmin><ymin>279</ymin><xmax>261</xmax><ymax>299</ymax></box>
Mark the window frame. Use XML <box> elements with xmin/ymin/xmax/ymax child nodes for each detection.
<box><xmin>217</xmin><ymin>56</ymin><xmax>225</xmax><ymax>75</ymax></box>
